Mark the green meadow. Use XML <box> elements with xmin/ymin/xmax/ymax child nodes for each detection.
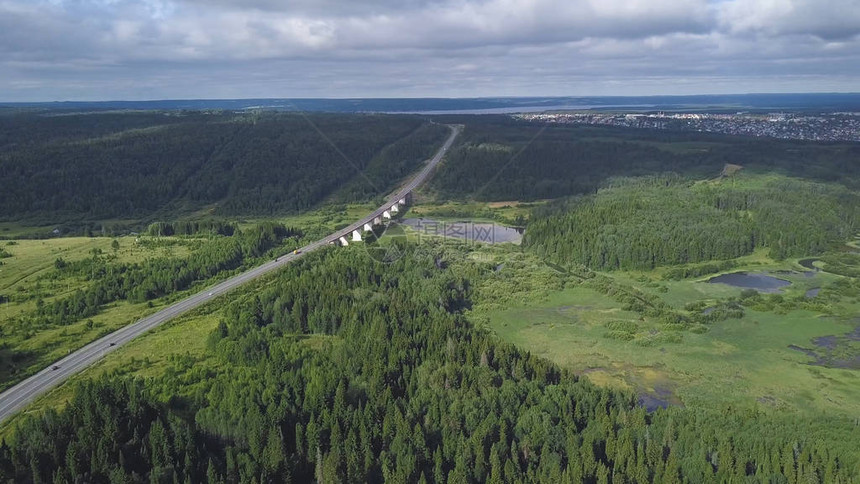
<box><xmin>477</xmin><ymin>248</ymin><xmax>860</xmax><ymax>417</ymax></box>
<box><xmin>0</xmin><ymin>235</ymin><xmax>205</xmax><ymax>390</ymax></box>
<box><xmin>402</xmin><ymin>196</ymin><xmax>537</xmax><ymax>226</ymax></box>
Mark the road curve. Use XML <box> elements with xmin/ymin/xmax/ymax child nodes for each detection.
<box><xmin>0</xmin><ymin>124</ymin><xmax>461</xmax><ymax>424</ymax></box>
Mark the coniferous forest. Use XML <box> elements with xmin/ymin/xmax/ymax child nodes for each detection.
<box><xmin>0</xmin><ymin>113</ymin><xmax>859</xmax><ymax>483</ymax></box>
<box><xmin>2</xmin><ymin>246</ymin><xmax>857</xmax><ymax>483</ymax></box>
<box><xmin>429</xmin><ymin>116</ymin><xmax>860</xmax><ymax>201</ymax></box>
<box><xmin>0</xmin><ymin>112</ymin><xmax>447</xmax><ymax>222</ymax></box>
<box><xmin>524</xmin><ymin>175</ymin><xmax>860</xmax><ymax>270</ymax></box>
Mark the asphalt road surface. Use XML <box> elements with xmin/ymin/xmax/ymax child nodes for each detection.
<box><xmin>0</xmin><ymin>124</ymin><xmax>460</xmax><ymax>424</ymax></box>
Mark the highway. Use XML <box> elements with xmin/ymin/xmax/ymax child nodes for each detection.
<box><xmin>0</xmin><ymin>124</ymin><xmax>460</xmax><ymax>424</ymax></box>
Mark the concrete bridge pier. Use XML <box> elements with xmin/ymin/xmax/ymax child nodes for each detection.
<box><xmin>363</xmin><ymin>223</ymin><xmax>373</xmax><ymax>232</ymax></box>
<box><xmin>390</xmin><ymin>203</ymin><xmax>399</xmax><ymax>214</ymax></box>
<box><xmin>383</xmin><ymin>210</ymin><xmax>392</xmax><ymax>219</ymax></box>
<box><xmin>352</xmin><ymin>230</ymin><xmax>362</xmax><ymax>242</ymax></box>
<box><xmin>338</xmin><ymin>236</ymin><xmax>349</xmax><ymax>246</ymax></box>
<box><xmin>373</xmin><ymin>216</ymin><xmax>382</xmax><ymax>226</ymax></box>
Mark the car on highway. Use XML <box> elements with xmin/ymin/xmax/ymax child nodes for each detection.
<box><xmin>51</xmin><ymin>365</ymin><xmax>60</xmax><ymax>370</ymax></box>
<box><xmin>208</xmin><ymin>292</ymin><xmax>213</xmax><ymax>296</ymax></box>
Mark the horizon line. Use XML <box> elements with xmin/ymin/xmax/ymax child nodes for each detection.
<box><xmin>3</xmin><ymin>91</ymin><xmax>860</xmax><ymax>105</ymax></box>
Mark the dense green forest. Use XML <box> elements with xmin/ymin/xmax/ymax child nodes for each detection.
<box><xmin>429</xmin><ymin>116</ymin><xmax>860</xmax><ymax>201</ymax></box>
<box><xmin>334</xmin><ymin>122</ymin><xmax>451</xmax><ymax>202</ymax></box>
<box><xmin>0</xmin><ymin>112</ymin><xmax>446</xmax><ymax>222</ymax></box>
<box><xmin>0</xmin><ymin>112</ymin><xmax>191</xmax><ymax>152</ymax></box>
<box><xmin>2</xmin><ymin>245</ymin><xmax>858</xmax><ymax>483</ymax></box>
<box><xmin>524</xmin><ymin>175</ymin><xmax>860</xmax><ymax>270</ymax></box>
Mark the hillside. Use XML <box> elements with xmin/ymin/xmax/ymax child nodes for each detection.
<box><xmin>428</xmin><ymin>116</ymin><xmax>860</xmax><ymax>201</ymax></box>
<box><xmin>524</xmin><ymin>174</ymin><xmax>860</xmax><ymax>269</ymax></box>
<box><xmin>0</xmin><ymin>111</ymin><xmax>448</xmax><ymax>223</ymax></box>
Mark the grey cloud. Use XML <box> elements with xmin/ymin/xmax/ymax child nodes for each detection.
<box><xmin>717</xmin><ymin>0</ymin><xmax>860</xmax><ymax>40</ymax></box>
<box><xmin>179</xmin><ymin>0</ymin><xmax>435</xmax><ymax>16</ymax></box>
<box><xmin>1</xmin><ymin>0</ymin><xmax>859</xmax><ymax>100</ymax></box>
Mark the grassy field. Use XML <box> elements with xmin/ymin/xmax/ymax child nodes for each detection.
<box><xmin>0</xmin><ymin>235</ymin><xmax>198</xmax><ymax>330</ymax></box>
<box><xmin>0</xmin><ymin>222</ymin><xmax>45</xmax><ymax>239</ymax></box>
<box><xmin>405</xmin><ymin>197</ymin><xmax>537</xmax><ymax>226</ymax></box>
<box><xmin>0</xmin><ymin>235</ymin><xmax>206</xmax><ymax>390</ymax></box>
<box><xmin>0</xmin><ymin>299</ymin><xmax>224</xmax><ymax>439</ymax></box>
<box><xmin>613</xmin><ymin>248</ymin><xmax>841</xmax><ymax>308</ymax></box>
<box><xmin>0</xmin><ymin>236</ymin><xmax>193</xmax><ymax>314</ymax></box>
<box><xmin>476</xmin><ymin>246</ymin><xmax>860</xmax><ymax>417</ymax></box>
<box><xmin>239</xmin><ymin>202</ymin><xmax>379</xmax><ymax>239</ymax></box>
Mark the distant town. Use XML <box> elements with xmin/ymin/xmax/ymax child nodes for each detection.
<box><xmin>515</xmin><ymin>111</ymin><xmax>860</xmax><ymax>142</ymax></box>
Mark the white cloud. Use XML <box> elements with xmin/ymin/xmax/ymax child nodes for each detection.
<box><xmin>1</xmin><ymin>0</ymin><xmax>859</xmax><ymax>99</ymax></box>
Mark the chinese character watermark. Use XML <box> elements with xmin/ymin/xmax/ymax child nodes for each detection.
<box><xmin>363</xmin><ymin>218</ymin><xmax>518</xmax><ymax>263</ymax></box>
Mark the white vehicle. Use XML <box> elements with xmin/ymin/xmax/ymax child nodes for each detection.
<box><xmin>208</xmin><ymin>292</ymin><xmax>213</xmax><ymax>296</ymax></box>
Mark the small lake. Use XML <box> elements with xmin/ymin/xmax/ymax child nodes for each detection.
<box><xmin>798</xmin><ymin>258</ymin><xmax>820</xmax><ymax>271</ymax></box>
<box><xmin>805</xmin><ymin>288</ymin><xmax>821</xmax><ymax>298</ymax></box>
<box><xmin>707</xmin><ymin>272</ymin><xmax>791</xmax><ymax>293</ymax></box>
<box><xmin>399</xmin><ymin>218</ymin><xmax>523</xmax><ymax>244</ymax></box>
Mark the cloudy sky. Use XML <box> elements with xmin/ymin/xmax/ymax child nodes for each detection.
<box><xmin>2</xmin><ymin>0</ymin><xmax>859</xmax><ymax>101</ymax></box>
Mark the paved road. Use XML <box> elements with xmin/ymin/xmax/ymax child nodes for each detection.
<box><xmin>0</xmin><ymin>124</ymin><xmax>460</xmax><ymax>424</ymax></box>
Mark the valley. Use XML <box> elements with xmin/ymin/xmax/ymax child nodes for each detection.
<box><xmin>0</xmin><ymin>110</ymin><xmax>858</xmax><ymax>482</ymax></box>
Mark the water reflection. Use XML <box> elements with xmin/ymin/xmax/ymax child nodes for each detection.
<box><xmin>707</xmin><ymin>272</ymin><xmax>791</xmax><ymax>293</ymax></box>
<box><xmin>399</xmin><ymin>218</ymin><xmax>523</xmax><ymax>244</ymax></box>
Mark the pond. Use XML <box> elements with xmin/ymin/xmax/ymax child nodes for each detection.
<box><xmin>805</xmin><ymin>288</ymin><xmax>820</xmax><ymax>298</ymax></box>
<box><xmin>707</xmin><ymin>272</ymin><xmax>791</xmax><ymax>293</ymax></box>
<box><xmin>399</xmin><ymin>218</ymin><xmax>523</xmax><ymax>244</ymax></box>
<box><xmin>798</xmin><ymin>258</ymin><xmax>820</xmax><ymax>271</ymax></box>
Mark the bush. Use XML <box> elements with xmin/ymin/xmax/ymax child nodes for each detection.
<box><xmin>605</xmin><ymin>320</ymin><xmax>638</xmax><ymax>332</ymax></box>
<box><xmin>604</xmin><ymin>330</ymin><xmax>635</xmax><ymax>341</ymax></box>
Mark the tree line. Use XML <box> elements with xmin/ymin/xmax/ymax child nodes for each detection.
<box><xmin>524</xmin><ymin>175</ymin><xmax>860</xmax><ymax>270</ymax></box>
<box><xmin>146</xmin><ymin>220</ymin><xmax>237</xmax><ymax>237</ymax></box>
